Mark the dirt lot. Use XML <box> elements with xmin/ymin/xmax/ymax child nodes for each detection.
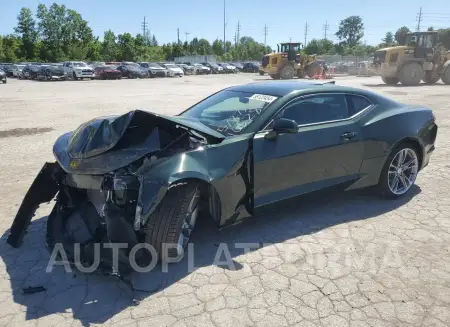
<box><xmin>0</xmin><ymin>75</ymin><xmax>450</xmax><ymax>327</ymax></box>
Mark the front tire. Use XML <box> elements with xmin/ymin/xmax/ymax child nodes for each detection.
<box><xmin>145</xmin><ymin>182</ymin><xmax>200</xmax><ymax>261</ymax></box>
<box><xmin>280</xmin><ymin>65</ymin><xmax>295</xmax><ymax>79</ymax></box>
<box><xmin>378</xmin><ymin>143</ymin><xmax>420</xmax><ymax>198</ymax></box>
<box><xmin>423</xmin><ymin>71</ymin><xmax>440</xmax><ymax>84</ymax></box>
<box><xmin>441</xmin><ymin>66</ymin><xmax>450</xmax><ymax>85</ymax></box>
<box><xmin>306</xmin><ymin>62</ymin><xmax>321</xmax><ymax>78</ymax></box>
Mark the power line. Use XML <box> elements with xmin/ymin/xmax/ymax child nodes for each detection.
<box><xmin>323</xmin><ymin>21</ymin><xmax>329</xmax><ymax>39</ymax></box>
<box><xmin>416</xmin><ymin>6</ymin><xmax>423</xmax><ymax>31</ymax></box>
<box><xmin>263</xmin><ymin>24</ymin><xmax>268</xmax><ymax>47</ymax></box>
<box><xmin>304</xmin><ymin>22</ymin><xmax>308</xmax><ymax>46</ymax></box>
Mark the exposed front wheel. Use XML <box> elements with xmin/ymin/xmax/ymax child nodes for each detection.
<box><xmin>378</xmin><ymin>144</ymin><xmax>419</xmax><ymax>198</ymax></box>
<box><xmin>145</xmin><ymin>182</ymin><xmax>201</xmax><ymax>261</ymax></box>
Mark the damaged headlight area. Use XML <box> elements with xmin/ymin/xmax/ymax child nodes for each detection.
<box><xmin>7</xmin><ymin>109</ymin><xmax>225</xmax><ymax>277</ymax></box>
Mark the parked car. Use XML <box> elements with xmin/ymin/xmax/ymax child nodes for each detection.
<box><xmin>63</xmin><ymin>61</ymin><xmax>95</xmax><ymax>80</ymax></box>
<box><xmin>117</xmin><ymin>64</ymin><xmax>148</xmax><ymax>78</ymax></box>
<box><xmin>22</xmin><ymin>64</ymin><xmax>42</xmax><ymax>80</ymax></box>
<box><xmin>158</xmin><ymin>63</ymin><xmax>184</xmax><ymax>77</ymax></box>
<box><xmin>88</xmin><ymin>61</ymin><xmax>106</xmax><ymax>69</ymax></box>
<box><xmin>12</xmin><ymin>64</ymin><xmax>26</xmax><ymax>78</ymax></box>
<box><xmin>218</xmin><ymin>63</ymin><xmax>237</xmax><ymax>73</ymax></box>
<box><xmin>176</xmin><ymin>63</ymin><xmax>195</xmax><ymax>75</ymax></box>
<box><xmin>231</xmin><ymin>62</ymin><xmax>244</xmax><ymax>71</ymax></box>
<box><xmin>0</xmin><ymin>63</ymin><xmax>14</xmax><ymax>77</ymax></box>
<box><xmin>201</xmin><ymin>62</ymin><xmax>223</xmax><ymax>74</ymax></box>
<box><xmin>191</xmin><ymin>63</ymin><xmax>211</xmax><ymax>74</ymax></box>
<box><xmin>139</xmin><ymin>62</ymin><xmax>167</xmax><ymax>78</ymax></box>
<box><xmin>37</xmin><ymin>64</ymin><xmax>68</xmax><ymax>81</ymax></box>
<box><xmin>94</xmin><ymin>65</ymin><xmax>122</xmax><ymax>80</ymax></box>
<box><xmin>0</xmin><ymin>68</ymin><xmax>6</xmax><ymax>84</ymax></box>
<box><xmin>7</xmin><ymin>80</ymin><xmax>438</xmax><ymax>277</ymax></box>
<box><xmin>242</xmin><ymin>61</ymin><xmax>261</xmax><ymax>73</ymax></box>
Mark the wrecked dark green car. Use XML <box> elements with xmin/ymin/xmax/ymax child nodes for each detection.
<box><xmin>7</xmin><ymin>80</ymin><xmax>437</xmax><ymax>275</ymax></box>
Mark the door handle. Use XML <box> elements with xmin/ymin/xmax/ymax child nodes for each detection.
<box><xmin>340</xmin><ymin>132</ymin><xmax>357</xmax><ymax>140</ymax></box>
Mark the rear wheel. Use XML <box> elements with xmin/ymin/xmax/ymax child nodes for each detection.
<box><xmin>72</xmin><ymin>72</ymin><xmax>78</xmax><ymax>81</ymax></box>
<box><xmin>381</xmin><ymin>76</ymin><xmax>399</xmax><ymax>85</ymax></box>
<box><xmin>269</xmin><ymin>73</ymin><xmax>280</xmax><ymax>80</ymax></box>
<box><xmin>398</xmin><ymin>63</ymin><xmax>424</xmax><ymax>86</ymax></box>
<box><xmin>280</xmin><ymin>65</ymin><xmax>295</xmax><ymax>79</ymax></box>
<box><xmin>306</xmin><ymin>62</ymin><xmax>321</xmax><ymax>78</ymax></box>
<box><xmin>378</xmin><ymin>143</ymin><xmax>419</xmax><ymax>198</ymax></box>
<box><xmin>442</xmin><ymin>66</ymin><xmax>450</xmax><ymax>85</ymax></box>
<box><xmin>423</xmin><ymin>71</ymin><xmax>440</xmax><ymax>84</ymax></box>
<box><xmin>145</xmin><ymin>182</ymin><xmax>201</xmax><ymax>261</ymax></box>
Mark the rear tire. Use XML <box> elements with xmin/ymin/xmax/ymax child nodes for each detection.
<box><xmin>269</xmin><ymin>74</ymin><xmax>280</xmax><ymax>80</ymax></box>
<box><xmin>442</xmin><ymin>66</ymin><xmax>450</xmax><ymax>85</ymax></box>
<box><xmin>381</xmin><ymin>76</ymin><xmax>399</xmax><ymax>85</ymax></box>
<box><xmin>378</xmin><ymin>143</ymin><xmax>420</xmax><ymax>199</ymax></box>
<box><xmin>145</xmin><ymin>182</ymin><xmax>201</xmax><ymax>261</ymax></box>
<box><xmin>398</xmin><ymin>63</ymin><xmax>424</xmax><ymax>86</ymax></box>
<box><xmin>280</xmin><ymin>65</ymin><xmax>295</xmax><ymax>79</ymax></box>
<box><xmin>423</xmin><ymin>71</ymin><xmax>440</xmax><ymax>84</ymax></box>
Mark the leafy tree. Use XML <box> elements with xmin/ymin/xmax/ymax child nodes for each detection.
<box><xmin>335</xmin><ymin>16</ymin><xmax>364</xmax><ymax>47</ymax></box>
<box><xmin>151</xmin><ymin>35</ymin><xmax>158</xmax><ymax>46</ymax></box>
<box><xmin>1</xmin><ymin>35</ymin><xmax>21</xmax><ymax>62</ymax></box>
<box><xmin>304</xmin><ymin>39</ymin><xmax>333</xmax><ymax>55</ymax></box>
<box><xmin>395</xmin><ymin>26</ymin><xmax>410</xmax><ymax>45</ymax></box>
<box><xmin>427</xmin><ymin>27</ymin><xmax>434</xmax><ymax>31</ymax></box>
<box><xmin>117</xmin><ymin>33</ymin><xmax>136</xmax><ymax>61</ymax></box>
<box><xmin>382</xmin><ymin>32</ymin><xmax>394</xmax><ymax>46</ymax></box>
<box><xmin>14</xmin><ymin>7</ymin><xmax>38</xmax><ymax>60</ymax></box>
<box><xmin>101</xmin><ymin>30</ymin><xmax>118</xmax><ymax>61</ymax></box>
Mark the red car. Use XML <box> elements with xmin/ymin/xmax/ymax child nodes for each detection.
<box><xmin>94</xmin><ymin>65</ymin><xmax>122</xmax><ymax>80</ymax></box>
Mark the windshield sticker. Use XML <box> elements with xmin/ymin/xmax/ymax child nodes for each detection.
<box><xmin>249</xmin><ymin>94</ymin><xmax>277</xmax><ymax>103</ymax></box>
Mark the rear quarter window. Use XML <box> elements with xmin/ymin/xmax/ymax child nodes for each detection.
<box><xmin>346</xmin><ymin>95</ymin><xmax>373</xmax><ymax>116</ymax></box>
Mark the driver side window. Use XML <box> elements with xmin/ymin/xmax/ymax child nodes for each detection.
<box><xmin>273</xmin><ymin>94</ymin><xmax>349</xmax><ymax>127</ymax></box>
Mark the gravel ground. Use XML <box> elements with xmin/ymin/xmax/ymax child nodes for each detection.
<box><xmin>0</xmin><ymin>75</ymin><xmax>449</xmax><ymax>327</ymax></box>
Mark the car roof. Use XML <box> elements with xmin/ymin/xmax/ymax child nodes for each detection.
<box><xmin>227</xmin><ymin>80</ymin><xmax>370</xmax><ymax>97</ymax></box>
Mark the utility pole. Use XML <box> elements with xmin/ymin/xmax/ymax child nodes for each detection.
<box><xmin>236</xmin><ymin>21</ymin><xmax>241</xmax><ymax>45</ymax></box>
<box><xmin>304</xmin><ymin>22</ymin><xmax>308</xmax><ymax>46</ymax></box>
<box><xmin>223</xmin><ymin>0</ymin><xmax>226</xmax><ymax>52</ymax></box>
<box><xmin>185</xmin><ymin>32</ymin><xmax>190</xmax><ymax>43</ymax></box>
<box><xmin>177</xmin><ymin>28</ymin><xmax>180</xmax><ymax>44</ymax></box>
<box><xmin>141</xmin><ymin>16</ymin><xmax>148</xmax><ymax>44</ymax></box>
<box><xmin>416</xmin><ymin>6</ymin><xmax>423</xmax><ymax>31</ymax></box>
<box><xmin>263</xmin><ymin>24</ymin><xmax>268</xmax><ymax>47</ymax></box>
<box><xmin>323</xmin><ymin>21</ymin><xmax>329</xmax><ymax>39</ymax></box>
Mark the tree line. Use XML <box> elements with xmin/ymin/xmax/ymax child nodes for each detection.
<box><xmin>1</xmin><ymin>3</ymin><xmax>448</xmax><ymax>64</ymax></box>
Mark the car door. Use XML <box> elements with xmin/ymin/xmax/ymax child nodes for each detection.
<box><xmin>252</xmin><ymin>93</ymin><xmax>366</xmax><ymax>207</ymax></box>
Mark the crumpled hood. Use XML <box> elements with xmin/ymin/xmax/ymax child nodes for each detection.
<box><xmin>53</xmin><ymin>110</ymin><xmax>225</xmax><ymax>174</ymax></box>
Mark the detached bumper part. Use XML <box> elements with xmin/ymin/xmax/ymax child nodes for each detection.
<box><xmin>7</xmin><ymin>162</ymin><xmax>59</xmax><ymax>247</ymax></box>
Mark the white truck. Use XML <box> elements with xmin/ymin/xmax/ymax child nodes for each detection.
<box><xmin>63</xmin><ymin>61</ymin><xmax>95</xmax><ymax>80</ymax></box>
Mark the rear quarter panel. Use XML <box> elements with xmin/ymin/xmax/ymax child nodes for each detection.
<box><xmin>358</xmin><ymin>104</ymin><xmax>435</xmax><ymax>159</ymax></box>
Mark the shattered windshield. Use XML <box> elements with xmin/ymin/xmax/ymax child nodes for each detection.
<box><xmin>180</xmin><ymin>90</ymin><xmax>278</xmax><ymax>136</ymax></box>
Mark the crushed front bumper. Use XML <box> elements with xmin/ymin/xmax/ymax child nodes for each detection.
<box><xmin>7</xmin><ymin>162</ymin><xmax>60</xmax><ymax>247</ymax></box>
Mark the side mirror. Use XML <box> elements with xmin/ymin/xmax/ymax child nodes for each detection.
<box><xmin>265</xmin><ymin>118</ymin><xmax>298</xmax><ymax>140</ymax></box>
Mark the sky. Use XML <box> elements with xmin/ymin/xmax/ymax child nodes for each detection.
<box><xmin>1</xmin><ymin>0</ymin><xmax>450</xmax><ymax>50</ymax></box>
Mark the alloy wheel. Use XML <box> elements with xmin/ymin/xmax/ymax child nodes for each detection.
<box><xmin>388</xmin><ymin>148</ymin><xmax>418</xmax><ymax>195</ymax></box>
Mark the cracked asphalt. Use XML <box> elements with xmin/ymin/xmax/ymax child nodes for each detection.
<box><xmin>0</xmin><ymin>74</ymin><xmax>449</xmax><ymax>327</ymax></box>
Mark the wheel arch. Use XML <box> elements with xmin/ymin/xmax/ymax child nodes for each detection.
<box><xmin>168</xmin><ymin>177</ymin><xmax>222</xmax><ymax>226</ymax></box>
<box><xmin>389</xmin><ymin>137</ymin><xmax>424</xmax><ymax>169</ymax></box>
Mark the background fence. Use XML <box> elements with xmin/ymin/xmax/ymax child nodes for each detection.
<box><xmin>317</xmin><ymin>55</ymin><xmax>377</xmax><ymax>76</ymax></box>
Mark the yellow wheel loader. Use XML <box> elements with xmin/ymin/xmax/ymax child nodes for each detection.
<box><xmin>373</xmin><ymin>31</ymin><xmax>450</xmax><ymax>86</ymax></box>
<box><xmin>261</xmin><ymin>42</ymin><xmax>321</xmax><ymax>80</ymax></box>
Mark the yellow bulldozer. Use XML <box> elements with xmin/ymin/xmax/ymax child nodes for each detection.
<box><xmin>261</xmin><ymin>42</ymin><xmax>321</xmax><ymax>79</ymax></box>
<box><xmin>373</xmin><ymin>31</ymin><xmax>450</xmax><ymax>86</ymax></box>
